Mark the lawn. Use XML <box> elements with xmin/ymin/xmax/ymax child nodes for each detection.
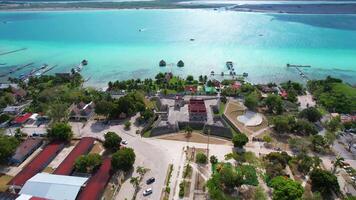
<box><xmin>332</xmin><ymin>83</ymin><xmax>356</xmax><ymax>97</ymax></box>
<box><xmin>0</xmin><ymin>174</ymin><xmax>13</xmax><ymax>192</ymax></box>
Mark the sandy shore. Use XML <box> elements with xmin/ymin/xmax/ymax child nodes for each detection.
<box><xmin>231</xmin><ymin>3</ymin><xmax>356</xmax><ymax>14</ymax></box>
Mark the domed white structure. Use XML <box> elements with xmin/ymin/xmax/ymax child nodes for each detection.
<box><xmin>237</xmin><ymin>111</ymin><xmax>263</xmax><ymax>127</ymax></box>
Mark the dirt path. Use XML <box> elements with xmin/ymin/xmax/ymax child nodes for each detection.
<box><xmin>156</xmin><ymin>132</ymin><xmax>231</xmax><ymax>145</ymax></box>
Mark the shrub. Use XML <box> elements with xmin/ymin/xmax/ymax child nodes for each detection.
<box><xmin>196</xmin><ymin>153</ymin><xmax>207</xmax><ymax>164</ymax></box>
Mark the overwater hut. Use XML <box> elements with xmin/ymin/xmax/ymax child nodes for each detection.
<box><xmin>159</xmin><ymin>60</ymin><xmax>166</xmax><ymax>67</ymax></box>
<box><xmin>81</xmin><ymin>60</ymin><xmax>88</xmax><ymax>66</ymax></box>
<box><xmin>177</xmin><ymin>60</ymin><xmax>184</xmax><ymax>67</ymax></box>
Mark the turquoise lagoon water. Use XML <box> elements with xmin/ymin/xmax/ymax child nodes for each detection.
<box><xmin>0</xmin><ymin>9</ymin><xmax>356</xmax><ymax>87</ymax></box>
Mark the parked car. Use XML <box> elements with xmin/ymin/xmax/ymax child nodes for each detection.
<box><xmin>121</xmin><ymin>140</ymin><xmax>128</xmax><ymax>145</ymax></box>
<box><xmin>143</xmin><ymin>188</ymin><xmax>153</xmax><ymax>196</ymax></box>
<box><xmin>146</xmin><ymin>177</ymin><xmax>155</xmax><ymax>185</ymax></box>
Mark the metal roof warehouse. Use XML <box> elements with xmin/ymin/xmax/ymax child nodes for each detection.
<box><xmin>9</xmin><ymin>141</ymin><xmax>64</xmax><ymax>188</ymax></box>
<box><xmin>19</xmin><ymin>173</ymin><xmax>88</xmax><ymax>200</ymax></box>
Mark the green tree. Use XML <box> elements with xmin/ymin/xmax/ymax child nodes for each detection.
<box><xmin>270</xmin><ymin>176</ymin><xmax>304</xmax><ymax>200</ymax></box>
<box><xmin>74</xmin><ymin>153</ymin><xmax>102</xmax><ymax>173</ymax></box>
<box><xmin>0</xmin><ymin>135</ymin><xmax>19</xmax><ymax>163</ymax></box>
<box><xmin>232</xmin><ymin>133</ymin><xmax>249</xmax><ymax>148</ymax></box>
<box><xmin>299</xmin><ymin>107</ymin><xmax>322</xmax><ymax>122</ymax></box>
<box><xmin>47</xmin><ymin>122</ymin><xmax>73</xmax><ymax>141</ymax></box>
<box><xmin>272</xmin><ymin>116</ymin><xmax>293</xmax><ymax>134</ymax></box>
<box><xmin>103</xmin><ymin>132</ymin><xmax>122</xmax><ymax>152</ymax></box>
<box><xmin>210</xmin><ymin>155</ymin><xmax>218</xmax><ymax>165</ymax></box>
<box><xmin>95</xmin><ymin>100</ymin><xmax>115</xmax><ymax>118</ymax></box>
<box><xmin>325</xmin><ymin>117</ymin><xmax>342</xmax><ymax>132</ymax></box>
<box><xmin>185</xmin><ymin>125</ymin><xmax>193</xmax><ymax>139</ymax></box>
<box><xmin>111</xmin><ymin>147</ymin><xmax>136</xmax><ymax>172</ymax></box>
<box><xmin>265</xmin><ymin>94</ymin><xmax>283</xmax><ymax>114</ymax></box>
<box><xmin>244</xmin><ymin>92</ymin><xmax>259</xmax><ymax>110</ymax></box>
<box><xmin>186</xmin><ymin>75</ymin><xmax>194</xmax><ymax>83</ymax></box>
<box><xmin>46</xmin><ymin>103</ymin><xmax>69</xmax><ymax>122</ymax></box>
<box><xmin>195</xmin><ymin>152</ymin><xmax>207</xmax><ymax>164</ymax></box>
<box><xmin>310</xmin><ymin>169</ymin><xmax>340</xmax><ymax>196</ymax></box>
<box><xmin>310</xmin><ymin>135</ymin><xmax>328</xmax><ymax>153</ymax></box>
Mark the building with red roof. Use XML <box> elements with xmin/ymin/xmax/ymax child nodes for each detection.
<box><xmin>13</xmin><ymin>113</ymin><xmax>32</xmax><ymax>124</ymax></box>
<box><xmin>188</xmin><ymin>99</ymin><xmax>207</xmax><ymax>121</ymax></box>
<box><xmin>76</xmin><ymin>158</ymin><xmax>112</xmax><ymax>200</ymax></box>
<box><xmin>9</xmin><ymin>141</ymin><xmax>64</xmax><ymax>188</ymax></box>
<box><xmin>231</xmin><ymin>81</ymin><xmax>241</xmax><ymax>89</ymax></box>
<box><xmin>184</xmin><ymin>86</ymin><xmax>197</xmax><ymax>95</ymax></box>
<box><xmin>280</xmin><ymin>90</ymin><xmax>288</xmax><ymax>99</ymax></box>
<box><xmin>54</xmin><ymin>137</ymin><xmax>95</xmax><ymax>175</ymax></box>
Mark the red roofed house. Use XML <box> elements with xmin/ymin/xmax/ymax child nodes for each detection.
<box><xmin>188</xmin><ymin>99</ymin><xmax>207</xmax><ymax>121</ymax></box>
<box><xmin>280</xmin><ymin>90</ymin><xmax>288</xmax><ymax>99</ymax></box>
<box><xmin>231</xmin><ymin>81</ymin><xmax>242</xmax><ymax>90</ymax></box>
<box><xmin>13</xmin><ymin>113</ymin><xmax>32</xmax><ymax>125</ymax></box>
<box><xmin>184</xmin><ymin>86</ymin><xmax>197</xmax><ymax>95</ymax></box>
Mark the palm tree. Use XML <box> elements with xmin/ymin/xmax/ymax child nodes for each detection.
<box><xmin>312</xmin><ymin>156</ymin><xmax>322</xmax><ymax>169</ymax></box>
<box><xmin>136</xmin><ymin>166</ymin><xmax>149</xmax><ymax>181</ymax></box>
<box><xmin>332</xmin><ymin>155</ymin><xmax>345</xmax><ymax>174</ymax></box>
<box><xmin>130</xmin><ymin>176</ymin><xmax>140</xmax><ymax>200</ymax></box>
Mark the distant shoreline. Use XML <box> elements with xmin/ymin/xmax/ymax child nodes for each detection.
<box><xmin>1</xmin><ymin>1</ymin><xmax>356</xmax><ymax>14</ymax></box>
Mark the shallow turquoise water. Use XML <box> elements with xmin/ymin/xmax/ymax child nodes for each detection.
<box><xmin>0</xmin><ymin>9</ymin><xmax>355</xmax><ymax>86</ymax></box>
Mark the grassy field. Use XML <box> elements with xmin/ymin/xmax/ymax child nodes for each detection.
<box><xmin>332</xmin><ymin>83</ymin><xmax>356</xmax><ymax>98</ymax></box>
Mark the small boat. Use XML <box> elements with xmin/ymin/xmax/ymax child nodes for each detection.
<box><xmin>190</xmin><ymin>38</ymin><xmax>195</xmax><ymax>41</ymax></box>
<box><xmin>159</xmin><ymin>60</ymin><xmax>166</xmax><ymax>67</ymax></box>
<box><xmin>177</xmin><ymin>60</ymin><xmax>184</xmax><ymax>67</ymax></box>
<box><xmin>243</xmin><ymin>72</ymin><xmax>248</xmax><ymax>77</ymax></box>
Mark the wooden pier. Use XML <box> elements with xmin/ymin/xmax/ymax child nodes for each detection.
<box><xmin>0</xmin><ymin>48</ymin><xmax>27</xmax><ymax>56</ymax></box>
<box><xmin>286</xmin><ymin>63</ymin><xmax>310</xmax><ymax>80</ymax></box>
<box><xmin>0</xmin><ymin>62</ymin><xmax>34</xmax><ymax>78</ymax></box>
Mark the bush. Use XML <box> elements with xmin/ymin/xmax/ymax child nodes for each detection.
<box><xmin>270</xmin><ymin>176</ymin><xmax>304</xmax><ymax>200</ymax></box>
<box><xmin>124</xmin><ymin>121</ymin><xmax>131</xmax><ymax>130</ymax></box>
<box><xmin>103</xmin><ymin>132</ymin><xmax>122</xmax><ymax>152</ymax></box>
<box><xmin>299</xmin><ymin>107</ymin><xmax>322</xmax><ymax>122</ymax></box>
<box><xmin>47</xmin><ymin>122</ymin><xmax>73</xmax><ymax>141</ymax></box>
<box><xmin>111</xmin><ymin>147</ymin><xmax>136</xmax><ymax>172</ymax></box>
<box><xmin>196</xmin><ymin>153</ymin><xmax>207</xmax><ymax>164</ymax></box>
<box><xmin>179</xmin><ymin>181</ymin><xmax>185</xmax><ymax>198</ymax></box>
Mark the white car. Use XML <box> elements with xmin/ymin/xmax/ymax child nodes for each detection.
<box><xmin>121</xmin><ymin>140</ymin><xmax>128</xmax><ymax>145</ymax></box>
<box><xmin>143</xmin><ymin>188</ymin><xmax>152</xmax><ymax>196</ymax></box>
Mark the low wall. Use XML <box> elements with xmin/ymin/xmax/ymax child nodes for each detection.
<box><xmin>150</xmin><ymin>124</ymin><xmax>179</xmax><ymax>137</ymax></box>
<box><xmin>203</xmin><ymin>124</ymin><xmax>232</xmax><ymax>139</ymax></box>
<box><xmin>178</xmin><ymin>121</ymin><xmax>205</xmax><ymax>130</ymax></box>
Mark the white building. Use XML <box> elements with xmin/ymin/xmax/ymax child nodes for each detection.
<box><xmin>19</xmin><ymin>173</ymin><xmax>88</xmax><ymax>200</ymax></box>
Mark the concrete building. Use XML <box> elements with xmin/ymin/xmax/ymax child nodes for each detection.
<box><xmin>188</xmin><ymin>99</ymin><xmax>207</xmax><ymax>121</ymax></box>
<box><xmin>69</xmin><ymin>101</ymin><xmax>95</xmax><ymax>121</ymax></box>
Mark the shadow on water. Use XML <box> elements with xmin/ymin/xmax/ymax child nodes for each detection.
<box><xmin>269</xmin><ymin>14</ymin><xmax>356</xmax><ymax>31</ymax></box>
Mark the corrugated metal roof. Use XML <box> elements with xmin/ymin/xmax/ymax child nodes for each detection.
<box><xmin>19</xmin><ymin>173</ymin><xmax>88</xmax><ymax>200</ymax></box>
